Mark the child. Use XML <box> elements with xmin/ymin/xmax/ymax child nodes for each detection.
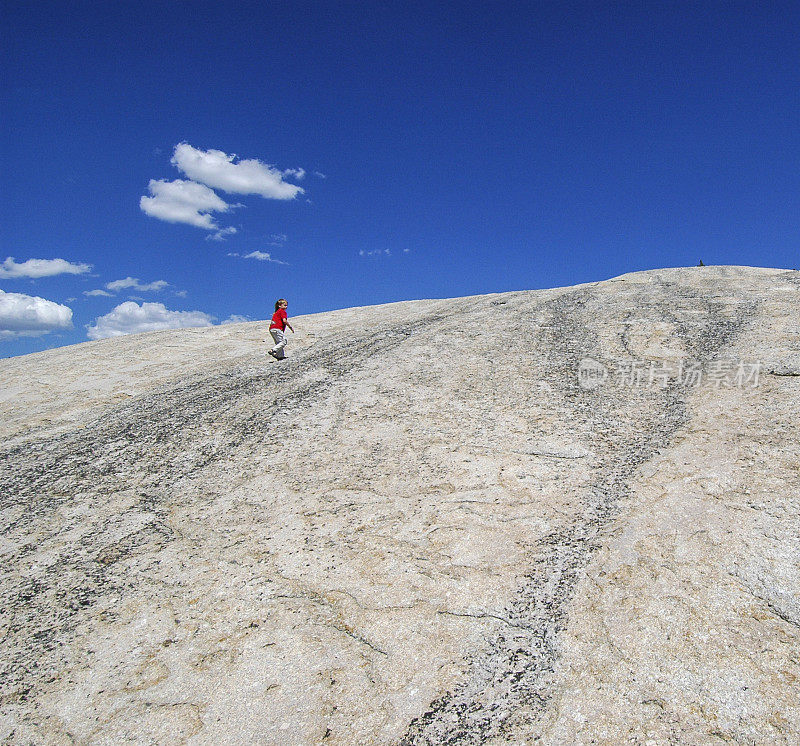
<box><xmin>268</xmin><ymin>298</ymin><xmax>294</xmax><ymax>359</ymax></box>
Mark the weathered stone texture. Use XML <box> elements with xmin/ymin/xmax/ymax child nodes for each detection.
<box><xmin>1</xmin><ymin>266</ymin><xmax>798</xmax><ymax>744</ymax></box>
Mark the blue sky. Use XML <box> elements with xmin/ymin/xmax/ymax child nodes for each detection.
<box><xmin>2</xmin><ymin>1</ymin><xmax>798</xmax><ymax>358</ymax></box>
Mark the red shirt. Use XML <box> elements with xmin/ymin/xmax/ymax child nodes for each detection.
<box><xmin>270</xmin><ymin>308</ymin><xmax>288</xmax><ymax>330</ymax></box>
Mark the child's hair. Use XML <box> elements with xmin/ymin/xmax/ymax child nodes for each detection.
<box><xmin>275</xmin><ymin>298</ymin><xmax>287</xmax><ymax>312</ymax></box>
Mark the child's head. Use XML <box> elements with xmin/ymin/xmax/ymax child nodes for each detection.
<box><xmin>275</xmin><ymin>298</ymin><xmax>287</xmax><ymax>312</ymax></box>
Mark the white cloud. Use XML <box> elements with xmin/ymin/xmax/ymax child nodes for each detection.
<box><xmin>0</xmin><ymin>289</ymin><xmax>73</xmax><ymax>338</ymax></box>
<box><xmin>206</xmin><ymin>226</ymin><xmax>238</xmax><ymax>242</ymax></box>
<box><xmin>140</xmin><ymin>178</ymin><xmax>231</xmax><ymax>230</ymax></box>
<box><xmin>86</xmin><ymin>301</ymin><xmax>214</xmax><ymax>340</ymax></box>
<box><xmin>222</xmin><ymin>314</ymin><xmax>251</xmax><ymax>325</ymax></box>
<box><xmin>242</xmin><ymin>251</ymin><xmax>288</xmax><ymax>265</ymax></box>
<box><xmin>313</xmin><ymin>171</ymin><xmax>327</xmax><ymax>179</ymax></box>
<box><xmin>0</xmin><ymin>256</ymin><xmax>92</xmax><ymax>279</ymax></box>
<box><xmin>106</xmin><ymin>277</ymin><xmax>169</xmax><ymax>293</ymax></box>
<box><xmin>171</xmin><ymin>143</ymin><xmax>304</xmax><ymax>200</ymax></box>
<box><xmin>85</xmin><ymin>278</ymin><xmax>171</xmax><ymax>297</ymax></box>
<box><xmin>359</xmin><ymin>249</ymin><xmax>391</xmax><ymax>257</ymax></box>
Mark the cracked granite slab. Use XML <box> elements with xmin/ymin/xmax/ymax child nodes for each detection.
<box><xmin>1</xmin><ymin>266</ymin><xmax>798</xmax><ymax>745</ymax></box>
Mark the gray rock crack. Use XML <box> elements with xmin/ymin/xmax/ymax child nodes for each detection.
<box><xmin>399</xmin><ymin>284</ymin><xmax>758</xmax><ymax>745</ymax></box>
<box><xmin>0</xmin><ymin>313</ymin><xmax>447</xmax><ymax>707</ymax></box>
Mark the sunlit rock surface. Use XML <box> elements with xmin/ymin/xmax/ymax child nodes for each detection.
<box><xmin>1</xmin><ymin>266</ymin><xmax>798</xmax><ymax>745</ymax></box>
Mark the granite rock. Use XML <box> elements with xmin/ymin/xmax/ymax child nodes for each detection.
<box><xmin>1</xmin><ymin>266</ymin><xmax>798</xmax><ymax>745</ymax></box>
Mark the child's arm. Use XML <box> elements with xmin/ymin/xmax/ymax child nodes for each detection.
<box><xmin>286</xmin><ymin>319</ymin><xmax>294</xmax><ymax>333</ymax></box>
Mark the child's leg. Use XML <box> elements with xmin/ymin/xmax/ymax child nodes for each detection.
<box><xmin>270</xmin><ymin>329</ymin><xmax>287</xmax><ymax>358</ymax></box>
